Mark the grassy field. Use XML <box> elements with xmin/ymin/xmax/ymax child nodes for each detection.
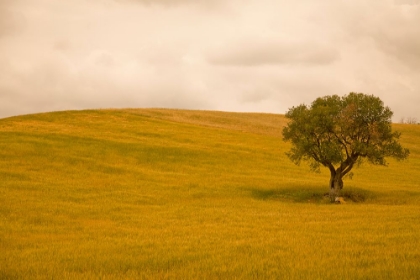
<box><xmin>1</xmin><ymin>108</ymin><xmax>419</xmax><ymax>279</ymax></box>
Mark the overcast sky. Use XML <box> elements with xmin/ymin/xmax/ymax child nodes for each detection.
<box><xmin>1</xmin><ymin>0</ymin><xmax>419</xmax><ymax>121</ymax></box>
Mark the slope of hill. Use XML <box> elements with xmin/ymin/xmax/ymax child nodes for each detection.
<box><xmin>1</xmin><ymin>109</ymin><xmax>419</xmax><ymax>279</ymax></box>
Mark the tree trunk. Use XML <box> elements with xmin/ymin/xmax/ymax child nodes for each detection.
<box><xmin>329</xmin><ymin>172</ymin><xmax>343</xmax><ymax>203</ymax></box>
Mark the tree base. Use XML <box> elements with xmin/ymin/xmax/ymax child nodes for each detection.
<box><xmin>334</xmin><ymin>197</ymin><xmax>346</xmax><ymax>204</ymax></box>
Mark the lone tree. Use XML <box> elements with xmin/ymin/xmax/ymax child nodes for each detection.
<box><xmin>282</xmin><ymin>92</ymin><xmax>409</xmax><ymax>202</ymax></box>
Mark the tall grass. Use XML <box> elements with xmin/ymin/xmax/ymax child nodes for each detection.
<box><xmin>1</xmin><ymin>109</ymin><xmax>419</xmax><ymax>279</ymax></box>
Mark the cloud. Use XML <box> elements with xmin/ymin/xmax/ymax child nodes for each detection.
<box><xmin>394</xmin><ymin>0</ymin><xmax>420</xmax><ymax>5</ymax></box>
<box><xmin>0</xmin><ymin>0</ymin><xmax>419</xmax><ymax>122</ymax></box>
<box><xmin>208</xmin><ymin>39</ymin><xmax>340</xmax><ymax>67</ymax></box>
<box><xmin>113</xmin><ymin>0</ymin><xmax>226</xmax><ymax>9</ymax></box>
<box><xmin>116</xmin><ymin>0</ymin><xmax>197</xmax><ymax>4</ymax></box>
<box><xmin>371</xmin><ymin>6</ymin><xmax>420</xmax><ymax>70</ymax></box>
<box><xmin>0</xmin><ymin>0</ymin><xmax>25</xmax><ymax>38</ymax></box>
<box><xmin>331</xmin><ymin>1</ymin><xmax>420</xmax><ymax>71</ymax></box>
<box><xmin>0</xmin><ymin>38</ymin><xmax>213</xmax><ymax>118</ymax></box>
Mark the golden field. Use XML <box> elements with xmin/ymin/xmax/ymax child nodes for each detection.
<box><xmin>1</xmin><ymin>109</ymin><xmax>419</xmax><ymax>279</ymax></box>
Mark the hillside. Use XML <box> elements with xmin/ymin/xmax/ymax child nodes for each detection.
<box><xmin>1</xmin><ymin>109</ymin><xmax>420</xmax><ymax>279</ymax></box>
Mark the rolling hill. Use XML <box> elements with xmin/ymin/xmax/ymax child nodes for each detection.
<box><xmin>1</xmin><ymin>109</ymin><xmax>419</xmax><ymax>279</ymax></box>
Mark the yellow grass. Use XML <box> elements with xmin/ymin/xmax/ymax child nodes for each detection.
<box><xmin>1</xmin><ymin>109</ymin><xmax>419</xmax><ymax>279</ymax></box>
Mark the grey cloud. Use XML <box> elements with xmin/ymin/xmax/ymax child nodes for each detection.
<box><xmin>208</xmin><ymin>40</ymin><xmax>340</xmax><ymax>67</ymax></box>
<box><xmin>1</xmin><ymin>0</ymin><xmax>420</xmax><ymax>122</ymax></box>
<box><xmin>0</xmin><ymin>47</ymin><xmax>211</xmax><ymax>118</ymax></box>
<box><xmin>240</xmin><ymin>89</ymin><xmax>272</xmax><ymax>104</ymax></box>
<box><xmin>0</xmin><ymin>1</ymin><xmax>25</xmax><ymax>38</ymax></box>
<box><xmin>142</xmin><ymin>87</ymin><xmax>211</xmax><ymax>110</ymax></box>
<box><xmin>53</xmin><ymin>40</ymin><xmax>72</xmax><ymax>52</ymax></box>
<box><xmin>205</xmin><ymin>62</ymin><xmax>344</xmax><ymax>114</ymax></box>
<box><xmin>394</xmin><ymin>0</ymin><xmax>420</xmax><ymax>5</ymax></box>
<box><xmin>116</xmin><ymin>0</ymin><xmax>195</xmax><ymax>4</ymax></box>
<box><xmin>373</xmin><ymin>18</ymin><xmax>420</xmax><ymax>70</ymax></box>
<box><xmin>114</xmin><ymin>0</ymin><xmax>225</xmax><ymax>8</ymax></box>
<box><xmin>335</xmin><ymin>1</ymin><xmax>420</xmax><ymax>71</ymax></box>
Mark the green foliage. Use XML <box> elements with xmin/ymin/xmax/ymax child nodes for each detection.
<box><xmin>283</xmin><ymin>93</ymin><xmax>410</xmax><ymax>193</ymax></box>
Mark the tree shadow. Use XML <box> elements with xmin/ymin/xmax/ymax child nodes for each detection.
<box><xmin>248</xmin><ymin>187</ymin><xmax>326</xmax><ymax>203</ymax></box>
<box><xmin>341</xmin><ymin>188</ymin><xmax>377</xmax><ymax>202</ymax></box>
<box><xmin>247</xmin><ymin>186</ymin><xmax>378</xmax><ymax>203</ymax></box>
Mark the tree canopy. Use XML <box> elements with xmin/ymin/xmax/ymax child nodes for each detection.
<box><xmin>282</xmin><ymin>92</ymin><xmax>409</xmax><ymax>202</ymax></box>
